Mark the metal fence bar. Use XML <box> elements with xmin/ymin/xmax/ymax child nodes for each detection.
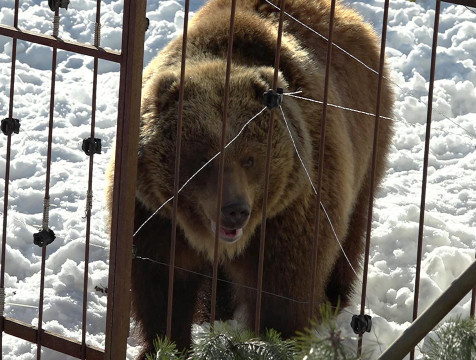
<box><xmin>378</xmin><ymin>260</ymin><xmax>476</xmax><ymax>360</ymax></box>
<box><xmin>410</xmin><ymin>1</ymin><xmax>441</xmax><ymax>359</ymax></box>
<box><xmin>210</xmin><ymin>0</ymin><xmax>237</xmax><ymax>325</ymax></box>
<box><xmin>472</xmin><ymin>253</ymin><xmax>475</xmax><ymax>318</ymax></box>
<box><xmin>0</xmin><ymin>0</ymin><xmax>20</xmax><ymax>357</ymax></box>
<box><xmin>443</xmin><ymin>0</ymin><xmax>474</xmax><ymax>6</ymax></box>
<box><xmin>3</xmin><ymin>317</ymin><xmax>104</xmax><ymax>359</ymax></box>
<box><xmin>80</xmin><ymin>1</ymin><xmax>102</xmax><ymax>358</ymax></box>
<box><xmin>309</xmin><ymin>0</ymin><xmax>336</xmax><ymax>320</ymax></box>
<box><xmin>255</xmin><ymin>0</ymin><xmax>286</xmax><ymax>334</ymax></box>
<box><xmin>0</xmin><ymin>24</ymin><xmax>120</xmax><ymax>62</ymax></box>
<box><xmin>471</xmin><ymin>284</ymin><xmax>475</xmax><ymax>318</ymax></box>
<box><xmin>166</xmin><ymin>0</ymin><xmax>191</xmax><ymax>339</ymax></box>
<box><xmin>37</xmin><ymin>10</ymin><xmax>60</xmax><ymax>359</ymax></box>
<box><xmin>104</xmin><ymin>0</ymin><xmax>146</xmax><ymax>358</ymax></box>
<box><xmin>357</xmin><ymin>0</ymin><xmax>391</xmax><ymax>355</ymax></box>
<box><xmin>443</xmin><ymin>0</ymin><xmax>475</xmax><ymax>323</ymax></box>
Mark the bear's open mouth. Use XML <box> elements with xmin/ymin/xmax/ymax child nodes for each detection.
<box><xmin>210</xmin><ymin>221</ymin><xmax>243</xmax><ymax>243</ymax></box>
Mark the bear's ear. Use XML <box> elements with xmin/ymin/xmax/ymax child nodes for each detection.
<box><xmin>155</xmin><ymin>72</ymin><xmax>180</xmax><ymax>108</ymax></box>
<box><xmin>142</xmin><ymin>71</ymin><xmax>180</xmax><ymax>115</ymax></box>
<box><xmin>250</xmin><ymin>67</ymin><xmax>273</xmax><ymax>101</ymax></box>
<box><xmin>251</xmin><ymin>67</ymin><xmax>286</xmax><ymax>103</ymax></box>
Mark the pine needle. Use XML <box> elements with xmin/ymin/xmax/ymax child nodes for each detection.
<box><xmin>423</xmin><ymin>317</ymin><xmax>476</xmax><ymax>360</ymax></box>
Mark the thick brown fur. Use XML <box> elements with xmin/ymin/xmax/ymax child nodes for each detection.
<box><xmin>105</xmin><ymin>0</ymin><xmax>394</xmax><ymax>358</ymax></box>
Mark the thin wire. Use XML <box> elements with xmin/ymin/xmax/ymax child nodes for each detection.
<box><xmin>6</xmin><ymin>302</ymin><xmax>38</xmax><ymax>309</ymax></box>
<box><xmin>279</xmin><ymin>106</ymin><xmax>359</xmax><ymax>278</ymax></box>
<box><xmin>133</xmin><ymin>107</ymin><xmax>267</xmax><ymax>237</ymax></box>
<box><xmin>0</xmin><ymin>209</ymin><xmax>108</xmax><ymax>250</ymax></box>
<box><xmin>264</xmin><ymin>0</ymin><xmax>380</xmax><ymax>76</ymax></box>
<box><xmin>279</xmin><ymin>105</ymin><xmax>383</xmax><ymax>352</ymax></box>
<box><xmin>465</xmin><ymin>6</ymin><xmax>476</xmax><ymax>15</ymax></box>
<box><xmin>135</xmin><ymin>255</ymin><xmax>352</xmax><ymax>312</ymax></box>
<box><xmin>286</xmin><ymin>93</ymin><xmax>475</xmax><ymax>144</ymax></box>
<box><xmin>283</xmin><ymin>90</ymin><xmax>303</xmax><ymax>95</ymax></box>
<box><xmin>266</xmin><ymin>0</ymin><xmax>476</xmax><ymax>142</ymax></box>
<box><xmin>284</xmin><ymin>94</ymin><xmax>395</xmax><ymax>121</ymax></box>
<box><xmin>435</xmin><ymin>109</ymin><xmax>475</xmax><ymax>140</ymax></box>
<box><xmin>372</xmin><ymin>322</ymin><xmax>383</xmax><ymax>354</ymax></box>
<box><xmin>397</xmin><ymin>85</ymin><xmax>476</xmax><ymax>140</ymax></box>
<box><xmin>89</xmin><ymin>242</ymin><xmax>108</xmax><ymax>250</ymax></box>
<box><xmin>67</xmin><ymin>4</ymin><xmax>113</xmax><ymax>36</ymax></box>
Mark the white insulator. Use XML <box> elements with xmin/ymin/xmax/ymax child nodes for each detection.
<box><xmin>53</xmin><ymin>15</ymin><xmax>60</xmax><ymax>37</ymax></box>
<box><xmin>86</xmin><ymin>190</ymin><xmax>93</xmax><ymax>213</ymax></box>
<box><xmin>0</xmin><ymin>287</ymin><xmax>5</xmax><ymax>317</ymax></box>
<box><xmin>42</xmin><ymin>197</ymin><xmax>50</xmax><ymax>230</ymax></box>
<box><xmin>94</xmin><ymin>23</ymin><xmax>101</xmax><ymax>47</ymax></box>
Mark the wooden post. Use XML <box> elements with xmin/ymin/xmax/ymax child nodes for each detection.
<box><xmin>104</xmin><ymin>0</ymin><xmax>146</xmax><ymax>358</ymax></box>
<box><xmin>378</xmin><ymin>260</ymin><xmax>476</xmax><ymax>360</ymax></box>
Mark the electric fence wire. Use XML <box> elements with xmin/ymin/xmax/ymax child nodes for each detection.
<box><xmin>264</xmin><ymin>0</ymin><xmax>476</xmax><ymax>143</ymax></box>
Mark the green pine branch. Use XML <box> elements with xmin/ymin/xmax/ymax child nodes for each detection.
<box><xmin>423</xmin><ymin>316</ymin><xmax>476</xmax><ymax>360</ymax></box>
<box><xmin>146</xmin><ymin>303</ymin><xmax>370</xmax><ymax>360</ymax></box>
<box><xmin>146</xmin><ymin>307</ymin><xmax>476</xmax><ymax>360</ymax></box>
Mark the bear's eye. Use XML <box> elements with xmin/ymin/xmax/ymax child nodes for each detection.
<box><xmin>243</xmin><ymin>156</ymin><xmax>254</xmax><ymax>168</ymax></box>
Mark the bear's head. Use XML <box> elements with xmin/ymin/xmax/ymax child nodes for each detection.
<box><xmin>136</xmin><ymin>60</ymin><xmax>313</xmax><ymax>261</ymax></box>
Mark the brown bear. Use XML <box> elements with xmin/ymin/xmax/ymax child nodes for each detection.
<box><xmin>106</xmin><ymin>0</ymin><xmax>394</xmax><ymax>357</ymax></box>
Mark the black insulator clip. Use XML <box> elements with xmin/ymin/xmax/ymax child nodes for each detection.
<box><xmin>48</xmin><ymin>0</ymin><xmax>70</xmax><ymax>11</ymax></box>
<box><xmin>263</xmin><ymin>88</ymin><xmax>284</xmax><ymax>110</ymax></box>
<box><xmin>1</xmin><ymin>118</ymin><xmax>20</xmax><ymax>136</ymax></box>
<box><xmin>82</xmin><ymin>138</ymin><xmax>102</xmax><ymax>156</ymax></box>
<box><xmin>351</xmin><ymin>314</ymin><xmax>372</xmax><ymax>335</ymax></box>
<box><xmin>33</xmin><ymin>229</ymin><xmax>56</xmax><ymax>247</ymax></box>
<box><xmin>145</xmin><ymin>17</ymin><xmax>150</xmax><ymax>32</ymax></box>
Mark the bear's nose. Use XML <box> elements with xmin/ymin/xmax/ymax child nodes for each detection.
<box><xmin>221</xmin><ymin>201</ymin><xmax>250</xmax><ymax>229</ymax></box>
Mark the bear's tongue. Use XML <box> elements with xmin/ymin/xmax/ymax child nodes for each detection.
<box><xmin>210</xmin><ymin>221</ymin><xmax>243</xmax><ymax>242</ymax></box>
<box><xmin>222</xmin><ymin>228</ymin><xmax>237</xmax><ymax>237</ymax></box>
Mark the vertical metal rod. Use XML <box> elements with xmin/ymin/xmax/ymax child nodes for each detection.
<box><xmin>80</xmin><ymin>2</ymin><xmax>102</xmax><ymax>358</ymax></box>
<box><xmin>471</xmin><ymin>285</ymin><xmax>475</xmax><ymax>319</ymax></box>
<box><xmin>0</xmin><ymin>1</ymin><xmax>20</xmax><ymax>356</ymax></box>
<box><xmin>0</xmin><ymin>0</ymin><xmax>20</xmax><ymax>294</ymax></box>
<box><xmin>309</xmin><ymin>0</ymin><xmax>336</xmax><ymax>320</ymax></box>
<box><xmin>254</xmin><ymin>0</ymin><xmax>286</xmax><ymax>335</ymax></box>
<box><xmin>37</xmin><ymin>10</ymin><xmax>60</xmax><ymax>359</ymax></box>
<box><xmin>471</xmin><ymin>252</ymin><xmax>475</xmax><ymax>319</ymax></box>
<box><xmin>210</xmin><ymin>0</ymin><xmax>237</xmax><ymax>325</ymax></box>
<box><xmin>166</xmin><ymin>0</ymin><xmax>190</xmax><ymax>339</ymax></box>
<box><xmin>410</xmin><ymin>2</ymin><xmax>440</xmax><ymax>359</ymax></box>
<box><xmin>104</xmin><ymin>0</ymin><xmax>146</xmax><ymax>357</ymax></box>
<box><xmin>357</xmin><ymin>0</ymin><xmax>390</xmax><ymax>355</ymax></box>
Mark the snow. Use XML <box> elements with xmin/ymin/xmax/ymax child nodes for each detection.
<box><xmin>0</xmin><ymin>0</ymin><xmax>475</xmax><ymax>359</ymax></box>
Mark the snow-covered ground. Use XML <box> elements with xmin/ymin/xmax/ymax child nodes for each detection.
<box><xmin>0</xmin><ymin>0</ymin><xmax>474</xmax><ymax>359</ymax></box>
